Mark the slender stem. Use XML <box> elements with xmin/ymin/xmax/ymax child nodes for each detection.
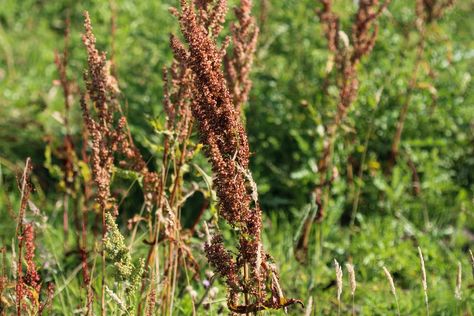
<box><xmin>395</xmin><ymin>295</ymin><xmax>400</xmax><ymax>316</ymax></box>
<box><xmin>137</xmin><ymin>134</ymin><xmax>170</xmax><ymax>315</ymax></box>
<box><xmin>101</xmin><ymin>206</ymin><xmax>106</xmax><ymax>316</ymax></box>
<box><xmin>352</xmin><ymin>294</ymin><xmax>355</xmax><ymax>316</ymax></box>
<box><xmin>63</xmin><ymin>194</ymin><xmax>69</xmax><ymax>249</ymax></box>
<box><xmin>350</xmin><ymin>98</ymin><xmax>379</xmax><ymax>229</ymax></box>
<box><xmin>168</xmin><ymin>244</ymin><xmax>179</xmax><ymax>316</ymax></box>
<box><xmin>16</xmin><ymin>158</ymin><xmax>31</xmax><ymax>316</ymax></box>
<box><xmin>390</xmin><ymin>18</ymin><xmax>426</xmax><ymax>168</ymax></box>
<box><xmin>182</xmin><ymin>257</ymin><xmax>196</xmax><ymax>316</ymax></box>
<box><xmin>244</xmin><ymin>262</ymin><xmax>250</xmax><ymax>316</ymax></box>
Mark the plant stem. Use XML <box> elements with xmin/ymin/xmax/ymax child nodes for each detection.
<box><xmin>390</xmin><ymin>15</ymin><xmax>426</xmax><ymax>169</ymax></box>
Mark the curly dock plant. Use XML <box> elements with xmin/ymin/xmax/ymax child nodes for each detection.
<box><xmin>389</xmin><ymin>0</ymin><xmax>455</xmax><ymax>167</ymax></box>
<box><xmin>170</xmin><ymin>0</ymin><xmax>301</xmax><ymax>313</ymax></box>
<box><xmin>81</xmin><ymin>11</ymin><xmax>199</xmax><ymax>315</ymax></box>
<box><xmin>295</xmin><ymin>0</ymin><xmax>390</xmax><ymax>264</ymax></box>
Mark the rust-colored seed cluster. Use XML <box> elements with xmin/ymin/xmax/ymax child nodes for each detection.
<box><xmin>417</xmin><ymin>0</ymin><xmax>455</xmax><ymax>23</ymax></box>
<box><xmin>81</xmin><ymin>12</ymin><xmax>159</xmax><ymax>216</ymax></box>
<box><xmin>15</xmin><ymin>159</ymin><xmax>33</xmax><ymax>316</ymax></box>
<box><xmin>171</xmin><ymin>0</ymin><xmax>301</xmax><ymax>312</ymax></box>
<box><xmin>170</xmin><ymin>2</ymin><xmax>253</xmax><ymax>231</ymax></box>
<box><xmin>320</xmin><ymin>0</ymin><xmax>390</xmax><ymax>130</ymax></box>
<box><xmin>13</xmin><ymin>159</ymin><xmax>55</xmax><ymax>315</ymax></box>
<box><xmin>163</xmin><ymin>63</ymin><xmax>193</xmax><ymax>143</ymax></box>
<box><xmin>81</xmin><ymin>12</ymin><xmax>116</xmax><ymax>216</ymax></box>
<box><xmin>319</xmin><ymin>0</ymin><xmax>340</xmax><ymax>54</ymax></box>
<box><xmin>23</xmin><ymin>224</ymin><xmax>41</xmax><ymax>297</ymax></box>
<box><xmin>224</xmin><ymin>0</ymin><xmax>259</xmax><ymax>111</ymax></box>
<box><xmin>204</xmin><ymin>234</ymin><xmax>240</xmax><ymax>302</ymax></box>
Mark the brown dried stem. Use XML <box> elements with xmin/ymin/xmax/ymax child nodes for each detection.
<box><xmin>15</xmin><ymin>159</ymin><xmax>32</xmax><ymax>316</ymax></box>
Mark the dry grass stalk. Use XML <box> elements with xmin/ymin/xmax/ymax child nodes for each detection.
<box><xmin>296</xmin><ymin>0</ymin><xmax>391</xmax><ymax>263</ymax></box>
<box><xmin>304</xmin><ymin>296</ymin><xmax>313</xmax><ymax>316</ymax></box>
<box><xmin>346</xmin><ymin>263</ymin><xmax>356</xmax><ymax>315</ymax></box>
<box><xmin>346</xmin><ymin>263</ymin><xmax>356</xmax><ymax>296</ymax></box>
<box><xmin>15</xmin><ymin>158</ymin><xmax>32</xmax><ymax>316</ymax></box>
<box><xmin>382</xmin><ymin>266</ymin><xmax>400</xmax><ymax>316</ymax></box>
<box><xmin>454</xmin><ymin>261</ymin><xmax>462</xmax><ymax>300</ymax></box>
<box><xmin>155</xmin><ymin>61</ymin><xmax>200</xmax><ymax>316</ymax></box>
<box><xmin>417</xmin><ymin>247</ymin><xmax>429</xmax><ymax>315</ymax></box>
<box><xmin>469</xmin><ymin>249</ymin><xmax>474</xmax><ymax>279</ymax></box>
<box><xmin>170</xmin><ymin>0</ymin><xmax>301</xmax><ymax>313</ymax></box>
<box><xmin>334</xmin><ymin>259</ymin><xmax>343</xmax><ymax>315</ymax></box>
<box><xmin>258</xmin><ymin>0</ymin><xmax>269</xmax><ymax>32</ymax></box>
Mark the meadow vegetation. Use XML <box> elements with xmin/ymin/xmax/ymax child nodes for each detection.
<box><xmin>0</xmin><ymin>0</ymin><xmax>473</xmax><ymax>315</ymax></box>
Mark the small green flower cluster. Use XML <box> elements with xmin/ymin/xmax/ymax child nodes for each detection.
<box><xmin>104</xmin><ymin>212</ymin><xmax>144</xmax><ymax>295</ymax></box>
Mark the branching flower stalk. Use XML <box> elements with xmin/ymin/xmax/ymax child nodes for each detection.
<box><xmin>12</xmin><ymin>159</ymin><xmax>55</xmax><ymax>316</ymax></box>
<box><xmin>170</xmin><ymin>0</ymin><xmax>301</xmax><ymax>313</ymax></box>
<box><xmin>389</xmin><ymin>0</ymin><xmax>455</xmax><ymax>167</ymax></box>
<box><xmin>81</xmin><ymin>14</ymin><xmax>119</xmax><ymax>314</ymax></box>
<box><xmin>103</xmin><ymin>212</ymin><xmax>144</xmax><ymax>310</ymax></box>
<box><xmin>53</xmin><ymin>16</ymin><xmax>80</xmax><ymax>244</ymax></box>
<box><xmin>81</xmin><ymin>11</ymin><xmax>201</xmax><ymax>316</ymax></box>
<box><xmin>82</xmin><ymin>12</ymin><xmax>153</xmax><ymax>314</ymax></box>
<box><xmin>54</xmin><ymin>19</ymin><xmax>96</xmax><ymax>313</ymax></box>
<box><xmin>153</xmin><ymin>63</ymin><xmax>198</xmax><ymax>316</ymax></box>
<box><xmin>15</xmin><ymin>158</ymin><xmax>32</xmax><ymax>316</ymax></box>
<box><xmin>224</xmin><ymin>0</ymin><xmax>259</xmax><ymax>113</ymax></box>
<box><xmin>124</xmin><ymin>33</ymin><xmax>202</xmax><ymax>315</ymax></box>
<box><xmin>296</xmin><ymin>0</ymin><xmax>390</xmax><ymax>263</ymax></box>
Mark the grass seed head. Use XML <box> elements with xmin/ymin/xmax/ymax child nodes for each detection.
<box><xmin>455</xmin><ymin>261</ymin><xmax>462</xmax><ymax>300</ymax></box>
<box><xmin>334</xmin><ymin>259</ymin><xmax>343</xmax><ymax>302</ymax></box>
<box><xmin>346</xmin><ymin>263</ymin><xmax>357</xmax><ymax>296</ymax></box>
